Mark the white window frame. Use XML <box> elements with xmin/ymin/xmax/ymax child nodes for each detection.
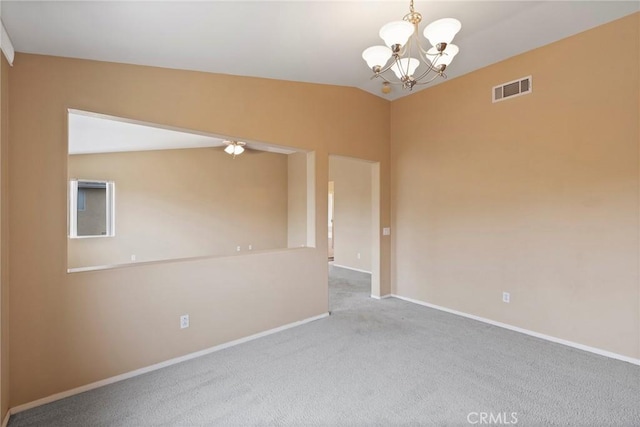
<box><xmin>69</xmin><ymin>179</ymin><xmax>115</xmax><ymax>238</ymax></box>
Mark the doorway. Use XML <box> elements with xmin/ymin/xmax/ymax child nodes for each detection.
<box><xmin>328</xmin><ymin>155</ymin><xmax>381</xmax><ymax>303</ymax></box>
<box><xmin>328</xmin><ymin>181</ymin><xmax>334</xmax><ymax>261</ymax></box>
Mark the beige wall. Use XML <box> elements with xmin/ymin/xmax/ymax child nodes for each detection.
<box><xmin>329</xmin><ymin>156</ymin><xmax>373</xmax><ymax>272</ymax></box>
<box><xmin>287</xmin><ymin>152</ymin><xmax>308</xmax><ymax>248</ymax></box>
<box><xmin>1</xmin><ymin>54</ymin><xmax>9</xmax><ymax>421</ymax></box>
<box><xmin>8</xmin><ymin>53</ymin><xmax>391</xmax><ymax>407</ymax></box>
<box><xmin>68</xmin><ymin>148</ymin><xmax>288</xmax><ymax>268</ymax></box>
<box><xmin>391</xmin><ymin>13</ymin><xmax>640</xmax><ymax>359</ymax></box>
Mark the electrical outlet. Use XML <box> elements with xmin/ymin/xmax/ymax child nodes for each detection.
<box><xmin>248</xmin><ymin>244</ymin><xmax>252</xmax><ymax>250</ymax></box>
<box><xmin>236</xmin><ymin>246</ymin><xmax>241</xmax><ymax>252</ymax></box>
<box><xmin>357</xmin><ymin>253</ymin><xmax>361</xmax><ymax>259</ymax></box>
<box><xmin>383</xmin><ymin>227</ymin><xmax>391</xmax><ymax>236</ymax></box>
<box><xmin>502</xmin><ymin>292</ymin><xmax>510</xmax><ymax>303</ymax></box>
<box><xmin>180</xmin><ymin>314</ymin><xmax>189</xmax><ymax>329</ymax></box>
<box><xmin>131</xmin><ymin>254</ymin><xmax>136</xmax><ymax>261</ymax></box>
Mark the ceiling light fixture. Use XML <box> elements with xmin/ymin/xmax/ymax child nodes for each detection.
<box><xmin>362</xmin><ymin>0</ymin><xmax>461</xmax><ymax>91</ymax></box>
<box><xmin>224</xmin><ymin>141</ymin><xmax>246</xmax><ymax>158</ymax></box>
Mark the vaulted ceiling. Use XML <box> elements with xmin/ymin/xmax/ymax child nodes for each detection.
<box><xmin>2</xmin><ymin>1</ymin><xmax>638</xmax><ymax>100</ymax></box>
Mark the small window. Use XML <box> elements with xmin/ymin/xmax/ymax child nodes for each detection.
<box><xmin>69</xmin><ymin>179</ymin><xmax>115</xmax><ymax>238</ymax></box>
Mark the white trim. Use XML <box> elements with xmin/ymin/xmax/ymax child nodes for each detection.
<box><xmin>1</xmin><ymin>20</ymin><xmax>14</xmax><ymax>66</ymax></box>
<box><xmin>332</xmin><ymin>264</ymin><xmax>371</xmax><ymax>274</ymax></box>
<box><xmin>2</xmin><ymin>410</ymin><xmax>9</xmax><ymax>427</ymax></box>
<box><xmin>370</xmin><ymin>294</ymin><xmax>391</xmax><ymax>300</ymax></box>
<box><xmin>391</xmin><ymin>294</ymin><xmax>640</xmax><ymax>366</ymax></box>
<box><xmin>67</xmin><ymin>246</ymin><xmax>311</xmax><ymax>274</ymax></box>
<box><xmin>9</xmin><ymin>312</ymin><xmax>329</xmax><ymax>415</ymax></box>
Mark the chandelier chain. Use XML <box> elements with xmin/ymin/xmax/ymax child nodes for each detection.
<box><xmin>404</xmin><ymin>0</ymin><xmax>422</xmax><ymax>25</ymax></box>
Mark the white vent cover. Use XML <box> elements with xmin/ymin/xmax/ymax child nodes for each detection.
<box><xmin>492</xmin><ymin>76</ymin><xmax>532</xmax><ymax>103</ymax></box>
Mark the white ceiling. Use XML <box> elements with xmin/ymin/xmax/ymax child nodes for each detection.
<box><xmin>3</xmin><ymin>1</ymin><xmax>639</xmax><ymax>100</ymax></box>
<box><xmin>68</xmin><ymin>110</ymin><xmax>296</xmax><ymax>155</ymax></box>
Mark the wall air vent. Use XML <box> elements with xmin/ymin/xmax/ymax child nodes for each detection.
<box><xmin>492</xmin><ymin>76</ymin><xmax>532</xmax><ymax>103</ymax></box>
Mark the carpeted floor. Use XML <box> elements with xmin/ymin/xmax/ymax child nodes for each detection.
<box><xmin>8</xmin><ymin>265</ymin><xmax>640</xmax><ymax>426</ymax></box>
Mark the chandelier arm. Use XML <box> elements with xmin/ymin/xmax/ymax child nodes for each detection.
<box><xmin>419</xmin><ymin>57</ymin><xmax>439</xmax><ymax>74</ymax></box>
<box><xmin>413</xmin><ymin>72</ymin><xmax>446</xmax><ymax>86</ymax></box>
<box><xmin>411</xmin><ymin>69</ymin><xmax>436</xmax><ymax>83</ymax></box>
<box><xmin>372</xmin><ymin>73</ymin><xmax>392</xmax><ymax>83</ymax></box>
<box><xmin>416</xmin><ymin>40</ymin><xmax>432</xmax><ymax>56</ymax></box>
<box><xmin>411</xmin><ymin>56</ymin><xmax>442</xmax><ymax>82</ymax></box>
<box><xmin>385</xmin><ymin>80</ymin><xmax>411</xmax><ymax>86</ymax></box>
<box><xmin>377</xmin><ymin>56</ymin><xmax>401</xmax><ymax>76</ymax></box>
<box><xmin>370</xmin><ymin>69</ymin><xmax>416</xmax><ymax>86</ymax></box>
<box><xmin>391</xmin><ymin>81</ymin><xmax>409</xmax><ymax>86</ymax></box>
<box><xmin>367</xmin><ymin>55</ymin><xmax>401</xmax><ymax>81</ymax></box>
<box><xmin>398</xmin><ymin>42</ymin><xmax>409</xmax><ymax>58</ymax></box>
<box><xmin>397</xmin><ymin>56</ymin><xmax>407</xmax><ymax>78</ymax></box>
<box><xmin>398</xmin><ymin>36</ymin><xmax>412</xmax><ymax>76</ymax></box>
<box><xmin>416</xmin><ymin>46</ymin><xmax>441</xmax><ymax>69</ymax></box>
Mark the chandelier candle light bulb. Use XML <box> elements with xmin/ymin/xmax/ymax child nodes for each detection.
<box><xmin>362</xmin><ymin>0</ymin><xmax>461</xmax><ymax>91</ymax></box>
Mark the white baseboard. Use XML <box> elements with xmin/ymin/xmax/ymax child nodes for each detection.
<box><xmin>370</xmin><ymin>294</ymin><xmax>391</xmax><ymax>300</ymax></box>
<box><xmin>9</xmin><ymin>312</ymin><xmax>330</xmax><ymax>415</ymax></box>
<box><xmin>391</xmin><ymin>294</ymin><xmax>640</xmax><ymax>366</ymax></box>
<box><xmin>332</xmin><ymin>264</ymin><xmax>371</xmax><ymax>274</ymax></box>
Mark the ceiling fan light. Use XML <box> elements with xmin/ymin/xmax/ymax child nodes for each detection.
<box><xmin>362</xmin><ymin>45</ymin><xmax>392</xmax><ymax>69</ymax></box>
<box><xmin>427</xmin><ymin>44</ymin><xmax>459</xmax><ymax>66</ymax></box>
<box><xmin>234</xmin><ymin>145</ymin><xmax>245</xmax><ymax>155</ymax></box>
<box><xmin>423</xmin><ymin>18</ymin><xmax>461</xmax><ymax>47</ymax></box>
<box><xmin>224</xmin><ymin>144</ymin><xmax>235</xmax><ymax>155</ymax></box>
<box><xmin>379</xmin><ymin>20</ymin><xmax>414</xmax><ymax>48</ymax></box>
<box><xmin>390</xmin><ymin>57</ymin><xmax>420</xmax><ymax>79</ymax></box>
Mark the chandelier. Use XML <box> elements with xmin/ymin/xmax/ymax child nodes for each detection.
<box><xmin>362</xmin><ymin>0</ymin><xmax>461</xmax><ymax>91</ymax></box>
